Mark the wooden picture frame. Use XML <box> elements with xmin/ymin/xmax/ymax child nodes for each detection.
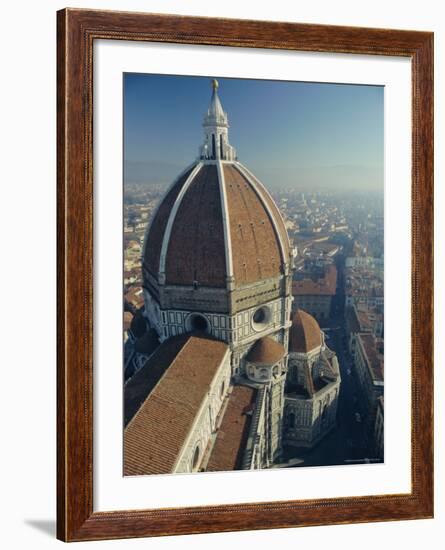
<box><xmin>57</xmin><ymin>8</ymin><xmax>434</xmax><ymax>542</ymax></box>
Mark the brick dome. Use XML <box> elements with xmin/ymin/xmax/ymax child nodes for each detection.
<box><xmin>289</xmin><ymin>309</ymin><xmax>322</xmax><ymax>353</ymax></box>
<box><xmin>143</xmin><ymin>161</ymin><xmax>290</xmax><ymax>290</ymax></box>
<box><xmin>246</xmin><ymin>336</ymin><xmax>285</xmax><ymax>365</ymax></box>
<box><xmin>142</xmin><ymin>79</ymin><xmax>290</xmax><ymax>293</ymax></box>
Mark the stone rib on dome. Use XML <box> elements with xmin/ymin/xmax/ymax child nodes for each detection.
<box><xmin>224</xmin><ymin>164</ymin><xmax>286</xmax><ymax>285</ymax></box>
<box><xmin>142</xmin><ymin>80</ymin><xmax>291</xmax><ymax>292</ymax></box>
<box><xmin>246</xmin><ymin>336</ymin><xmax>285</xmax><ymax>365</ymax></box>
<box><xmin>143</xmin><ymin>162</ymin><xmax>290</xmax><ymax>290</ymax></box>
<box><xmin>289</xmin><ymin>309</ymin><xmax>322</xmax><ymax>353</ymax></box>
<box><xmin>165</xmin><ymin>164</ymin><xmax>227</xmax><ymax>287</ymax></box>
<box><xmin>143</xmin><ymin>165</ymin><xmax>196</xmax><ymax>278</ymax></box>
<box><xmin>236</xmin><ymin>163</ymin><xmax>290</xmax><ymax>257</ymax></box>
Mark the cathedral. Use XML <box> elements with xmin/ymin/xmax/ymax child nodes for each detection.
<box><xmin>124</xmin><ymin>80</ymin><xmax>341</xmax><ymax>475</ymax></box>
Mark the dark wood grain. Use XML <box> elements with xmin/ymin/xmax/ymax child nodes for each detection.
<box><xmin>57</xmin><ymin>8</ymin><xmax>434</xmax><ymax>542</ymax></box>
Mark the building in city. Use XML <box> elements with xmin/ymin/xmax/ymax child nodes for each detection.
<box><xmin>345</xmin><ymin>304</ymin><xmax>371</xmax><ymax>356</ymax></box>
<box><xmin>292</xmin><ymin>264</ymin><xmax>337</xmax><ymax>321</ymax></box>
<box><xmin>345</xmin><ymin>256</ymin><xmax>384</xmax><ymax>270</ymax></box>
<box><xmin>123</xmin><ymin>80</ymin><xmax>341</xmax><ymax>475</ymax></box>
<box><xmin>353</xmin><ymin>332</ymin><xmax>384</xmax><ymax>439</ymax></box>
<box><xmin>344</xmin><ymin>265</ymin><xmax>384</xmax><ymax>310</ymax></box>
<box><xmin>345</xmin><ymin>303</ymin><xmax>384</xmax><ymax>355</ymax></box>
<box><xmin>373</xmin><ymin>395</ymin><xmax>384</xmax><ymax>460</ymax></box>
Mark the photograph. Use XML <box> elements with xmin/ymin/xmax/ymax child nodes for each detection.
<box><xmin>51</xmin><ymin>5</ymin><xmax>433</xmax><ymax>542</ymax></box>
<box><xmin>122</xmin><ymin>74</ymin><xmax>385</xmax><ymax>476</ymax></box>
<box><xmin>1</xmin><ymin>0</ymin><xmax>437</xmax><ymax>546</ymax></box>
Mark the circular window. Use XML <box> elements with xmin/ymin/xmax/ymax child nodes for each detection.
<box><xmin>253</xmin><ymin>308</ymin><xmax>266</xmax><ymax>323</ymax></box>
<box><xmin>252</xmin><ymin>306</ymin><xmax>271</xmax><ymax>331</ymax></box>
<box><xmin>186</xmin><ymin>313</ymin><xmax>209</xmax><ymax>333</ymax></box>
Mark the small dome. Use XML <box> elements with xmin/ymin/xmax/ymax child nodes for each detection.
<box><xmin>289</xmin><ymin>309</ymin><xmax>322</xmax><ymax>353</ymax></box>
<box><xmin>246</xmin><ymin>336</ymin><xmax>285</xmax><ymax>365</ymax></box>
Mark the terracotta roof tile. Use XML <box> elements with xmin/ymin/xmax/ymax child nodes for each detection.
<box><xmin>246</xmin><ymin>336</ymin><xmax>285</xmax><ymax>365</ymax></box>
<box><xmin>292</xmin><ymin>265</ymin><xmax>337</xmax><ymax>296</ymax></box>
<box><xmin>289</xmin><ymin>309</ymin><xmax>322</xmax><ymax>353</ymax></box>
<box><xmin>165</xmin><ymin>164</ymin><xmax>226</xmax><ymax>287</ymax></box>
<box><xmin>143</xmin><ymin>166</ymin><xmax>196</xmax><ymax>278</ymax></box>
<box><xmin>224</xmin><ymin>165</ymin><xmax>283</xmax><ymax>285</ymax></box>
<box><xmin>206</xmin><ymin>386</ymin><xmax>257</xmax><ymax>471</ymax></box>
<box><xmin>124</xmin><ymin>333</ymin><xmax>190</xmax><ymax>426</ymax></box>
<box><xmin>124</xmin><ymin>335</ymin><xmax>228</xmax><ymax>476</ymax></box>
<box><xmin>143</xmin><ymin>161</ymin><xmax>290</xmax><ymax>290</ymax></box>
<box><xmin>247</xmin><ymin>172</ymin><xmax>290</xmax><ymax>259</ymax></box>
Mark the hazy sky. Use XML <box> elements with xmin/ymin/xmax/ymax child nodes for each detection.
<box><xmin>124</xmin><ymin>73</ymin><xmax>384</xmax><ymax>191</ymax></box>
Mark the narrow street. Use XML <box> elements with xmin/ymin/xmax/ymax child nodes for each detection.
<box><xmin>281</xmin><ymin>254</ymin><xmax>377</xmax><ymax>469</ymax></box>
<box><xmin>281</xmin><ymin>319</ymin><xmax>371</xmax><ymax>468</ymax></box>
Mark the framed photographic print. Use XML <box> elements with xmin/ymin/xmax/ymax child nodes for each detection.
<box><xmin>57</xmin><ymin>8</ymin><xmax>434</xmax><ymax>542</ymax></box>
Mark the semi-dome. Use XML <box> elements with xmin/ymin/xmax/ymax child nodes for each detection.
<box><xmin>246</xmin><ymin>336</ymin><xmax>285</xmax><ymax>365</ymax></box>
<box><xmin>143</xmin><ymin>80</ymin><xmax>290</xmax><ymax>291</ymax></box>
<box><xmin>289</xmin><ymin>309</ymin><xmax>322</xmax><ymax>353</ymax></box>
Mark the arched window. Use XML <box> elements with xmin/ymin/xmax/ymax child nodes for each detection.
<box><xmin>192</xmin><ymin>445</ymin><xmax>200</xmax><ymax>471</ymax></box>
<box><xmin>186</xmin><ymin>313</ymin><xmax>209</xmax><ymax>333</ymax></box>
